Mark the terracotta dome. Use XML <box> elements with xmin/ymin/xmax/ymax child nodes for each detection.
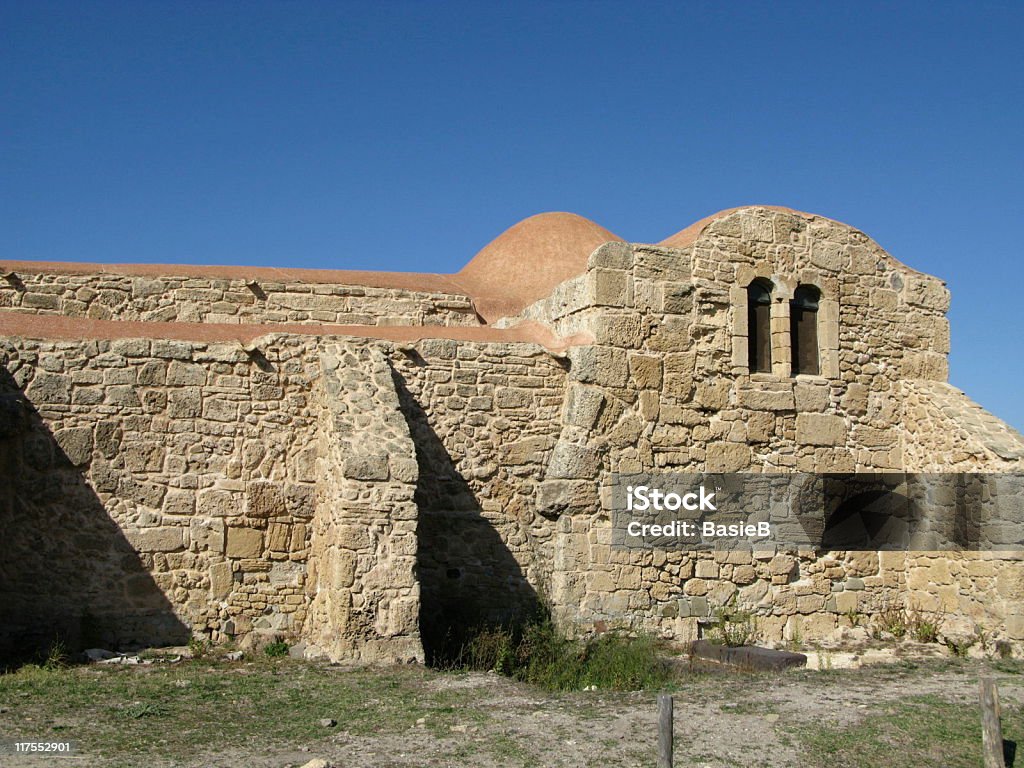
<box><xmin>455</xmin><ymin>212</ymin><xmax>624</xmax><ymax>322</ymax></box>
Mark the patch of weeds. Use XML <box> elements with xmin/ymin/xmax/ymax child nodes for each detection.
<box><xmin>187</xmin><ymin>635</ymin><xmax>211</xmax><ymax>659</ymax></box>
<box><xmin>708</xmin><ymin>594</ymin><xmax>757</xmax><ymax>647</ymax></box>
<box><xmin>42</xmin><ymin>638</ymin><xmax>69</xmax><ymax>671</ymax></box>
<box><xmin>451</xmin><ymin>608</ymin><xmax>676</xmax><ymax>691</ymax></box>
<box><xmin>818</xmin><ymin>647</ymin><xmax>835</xmax><ymax>670</ymax></box>
<box><xmin>906</xmin><ymin>609</ymin><xmax>941</xmax><ymax>644</ymax></box>
<box><xmin>843</xmin><ymin>608</ymin><xmax>863</xmax><ymax>628</ymax></box>
<box><xmin>785</xmin><ymin>620</ymin><xmax>803</xmax><ymax>651</ymax></box>
<box><xmin>941</xmin><ymin>636</ymin><xmax>976</xmax><ymax>658</ymax></box>
<box><xmin>264</xmin><ymin>641</ymin><xmax>290</xmax><ymax>658</ymax></box>
<box><xmin>869</xmin><ymin>605</ymin><xmax>906</xmax><ymax>640</ymax></box>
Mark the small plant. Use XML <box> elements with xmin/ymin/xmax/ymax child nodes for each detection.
<box><xmin>843</xmin><ymin>608</ymin><xmax>863</xmax><ymax>628</ymax></box>
<box><xmin>42</xmin><ymin>638</ymin><xmax>69</xmax><ymax>671</ymax></box>
<box><xmin>870</xmin><ymin>605</ymin><xmax>907</xmax><ymax>640</ymax></box>
<box><xmin>786</xmin><ymin>619</ymin><xmax>803</xmax><ymax>651</ymax></box>
<box><xmin>461</xmin><ymin>627</ymin><xmax>515</xmax><ymax>674</ymax></box>
<box><xmin>187</xmin><ymin>636</ymin><xmax>211</xmax><ymax>659</ymax></box>
<box><xmin>708</xmin><ymin>594</ymin><xmax>757</xmax><ymax>647</ymax></box>
<box><xmin>820</xmin><ymin>648</ymin><xmax>834</xmax><ymax>671</ymax></box>
<box><xmin>907</xmin><ymin>609</ymin><xmax>941</xmax><ymax>644</ymax></box>
<box><xmin>264</xmin><ymin>641</ymin><xmax>290</xmax><ymax>658</ymax></box>
<box><xmin>942</xmin><ymin>636</ymin><xmax>976</xmax><ymax>658</ymax></box>
<box><xmin>975</xmin><ymin>626</ymin><xmax>990</xmax><ymax>654</ymax></box>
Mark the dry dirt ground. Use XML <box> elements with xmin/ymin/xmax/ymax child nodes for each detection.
<box><xmin>1</xmin><ymin>656</ymin><xmax>1022</xmax><ymax>768</ymax></box>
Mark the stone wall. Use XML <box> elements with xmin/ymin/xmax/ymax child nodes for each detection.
<box><xmin>0</xmin><ymin>329</ymin><xmax>569</xmax><ymax>661</ymax></box>
<box><xmin>2</xmin><ymin>205</ymin><xmax>1023</xmax><ymax>661</ymax></box>
<box><xmin>0</xmin><ymin>269</ymin><xmax>478</xmax><ymax>327</ymax></box>
<box><xmin>0</xmin><ymin>333</ymin><xmax>322</xmax><ymax>657</ymax></box>
<box><xmin>302</xmin><ymin>342</ymin><xmax>422</xmax><ymax>663</ymax></box>
<box><xmin>390</xmin><ymin>338</ymin><xmax>566</xmax><ymax>662</ymax></box>
<box><xmin>505</xmin><ymin>207</ymin><xmax>1024</xmax><ymax>648</ymax></box>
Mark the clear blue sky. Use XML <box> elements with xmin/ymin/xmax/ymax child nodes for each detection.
<box><xmin>3</xmin><ymin>1</ymin><xmax>1023</xmax><ymax>430</ymax></box>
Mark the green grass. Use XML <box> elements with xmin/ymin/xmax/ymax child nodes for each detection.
<box><xmin>4</xmin><ymin>653</ymin><xmax>1021</xmax><ymax>768</ymax></box>
<box><xmin>796</xmin><ymin>692</ymin><xmax>1023</xmax><ymax>768</ymax></box>
<box><xmin>0</xmin><ymin>659</ymin><xmax>484</xmax><ymax>767</ymax></box>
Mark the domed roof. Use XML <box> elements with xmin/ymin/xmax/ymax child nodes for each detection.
<box><xmin>455</xmin><ymin>212</ymin><xmax>623</xmax><ymax>322</ymax></box>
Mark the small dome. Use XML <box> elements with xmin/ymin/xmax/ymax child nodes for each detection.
<box><xmin>457</xmin><ymin>212</ymin><xmax>623</xmax><ymax>322</ymax></box>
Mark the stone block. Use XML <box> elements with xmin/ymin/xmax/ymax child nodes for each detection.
<box><xmin>588</xmin><ymin>268</ymin><xmax>631</xmax><ymax>307</ymax></box>
<box><xmin>733</xmin><ymin>564</ymin><xmax>757</xmax><ymax>585</ymax></box>
<box><xmin>267</xmin><ymin>522</ymin><xmax>291</xmax><ymax>552</ymax></box>
<box><xmin>343</xmin><ymin>455</ymin><xmax>390</xmax><ymax>481</ymax></box>
<box><xmin>546</xmin><ymin>441</ymin><xmax>601</xmax><ymax>479</ymax></box>
<box><xmin>246</xmin><ymin>481</ymin><xmax>286</xmax><ymax>517</ymax></box>
<box><xmin>391</xmin><ymin>457</ymin><xmax>419</xmax><ymax>483</ymax></box>
<box><xmin>54</xmin><ymin>426</ymin><xmax>93</xmax><ymax>466</ymax></box>
<box><xmin>593</xmin><ymin>314</ymin><xmax>643</xmax><ymax>347</ymax></box>
<box><xmin>706</xmin><ymin>442</ymin><xmax>750</xmax><ymax>472</ymax></box>
<box><xmin>746</xmin><ymin>411</ymin><xmax>775</xmax><ymax>443</ymax></box>
<box><xmin>162</xmin><ymin>488</ymin><xmax>194</xmax><ymax>517</ymax></box>
<box><xmin>570</xmin><ymin>345</ymin><xmax>628</xmax><ymax>387</ymax></box>
<box><xmin>161</xmin><ymin>382</ymin><xmax>199</xmax><ymax>416</ymax></box>
<box><xmin>695</xmin><ymin>379</ymin><xmax>731</xmax><ymax>410</ymax></box>
<box><xmin>536</xmin><ymin>479</ymin><xmax>597</xmax><ymax>517</ymax></box>
<box><xmin>809</xmin><ymin>241</ymin><xmax>846</xmax><ymax>271</ymax></box>
<box><xmin>203</xmin><ymin>398</ymin><xmax>237</xmax><ymax>422</ymax></box>
<box><xmin>661</xmin><ymin>281</ymin><xmax>694</xmax><ymax>314</ymax></box>
<box><xmin>794</xmin><ymin>383</ymin><xmax>829</xmax><ymax>412</ymax></box>
<box><xmin>695</xmin><ymin>560</ymin><xmax>719</xmax><ymax>578</ymax></box>
<box><xmin>190</xmin><ymin>517</ymin><xmax>224</xmax><ymax>552</ymax></box>
<box><xmin>26</xmin><ymin>372</ymin><xmax>70</xmax><ymax>404</ymax></box>
<box><xmin>285</xmin><ymin>483</ymin><xmax>316</xmax><ymax>517</ymax></box>
<box><xmin>197</xmin><ymin>488</ymin><xmax>239</xmax><ymax>517</ymax></box>
<box><xmin>628</xmin><ymin>354</ymin><xmax>663</xmax><ymax>390</ymax></box>
<box><xmin>796</xmin><ymin>413</ymin><xmax>847</xmax><ymax>446</ymax></box>
<box><xmin>105</xmin><ymin>385</ymin><xmax>141</xmax><ymax>407</ymax></box>
<box><xmin>129</xmin><ymin>527</ymin><xmax>185</xmax><ymax>553</ymax></box>
<box><xmin>663</xmin><ymin>374</ymin><xmax>694</xmax><ymax>401</ymax></box>
<box><xmin>834</xmin><ymin>591</ymin><xmax>859</xmax><ymax>613</ymax></box>
<box><xmin>226</xmin><ymin>527</ymin><xmax>264</xmax><ymax>559</ymax></box>
<box><xmin>209</xmin><ymin>561</ymin><xmax>234</xmax><ymax>599</ymax></box>
<box><xmin>738</xmin><ymin>386</ymin><xmax>794</xmax><ymax>411</ymax></box>
<box><xmin>504</xmin><ymin>435</ymin><xmax>554</xmax><ymax>466</ymax></box>
<box><xmin>769</xmin><ymin>555</ymin><xmax>797</xmax><ymax>578</ymax></box>
<box><xmin>167</xmin><ymin>361</ymin><xmax>207</xmax><ymax>386</ymax></box>
<box><xmin>587</xmin><ymin>241</ymin><xmax>633</xmax><ymax>270</ymax></box>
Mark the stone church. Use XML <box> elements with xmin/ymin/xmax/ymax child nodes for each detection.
<box><xmin>1</xmin><ymin>205</ymin><xmax>1022</xmax><ymax>663</ymax></box>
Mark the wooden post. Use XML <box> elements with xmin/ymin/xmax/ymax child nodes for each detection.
<box><xmin>980</xmin><ymin>677</ymin><xmax>1005</xmax><ymax>768</ymax></box>
<box><xmin>657</xmin><ymin>694</ymin><xmax>673</xmax><ymax>768</ymax></box>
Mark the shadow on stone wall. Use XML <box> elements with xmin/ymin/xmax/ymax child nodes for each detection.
<box><xmin>0</xmin><ymin>368</ymin><xmax>189</xmax><ymax>665</ymax></box>
<box><xmin>391</xmin><ymin>369</ymin><xmax>541</xmax><ymax>666</ymax></box>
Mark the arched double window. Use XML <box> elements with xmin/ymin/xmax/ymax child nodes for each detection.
<box><xmin>747</xmin><ymin>279</ymin><xmax>773</xmax><ymax>373</ymax></box>
<box><xmin>790</xmin><ymin>285</ymin><xmax>820</xmax><ymax>375</ymax></box>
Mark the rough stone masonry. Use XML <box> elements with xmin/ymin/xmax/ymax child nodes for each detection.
<box><xmin>1</xmin><ymin>205</ymin><xmax>1022</xmax><ymax>663</ymax></box>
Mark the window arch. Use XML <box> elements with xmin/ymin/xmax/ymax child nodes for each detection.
<box><xmin>747</xmin><ymin>279</ymin><xmax>773</xmax><ymax>373</ymax></box>
<box><xmin>790</xmin><ymin>284</ymin><xmax>820</xmax><ymax>375</ymax></box>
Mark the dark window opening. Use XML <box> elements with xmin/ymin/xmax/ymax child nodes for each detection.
<box><xmin>747</xmin><ymin>280</ymin><xmax>773</xmax><ymax>373</ymax></box>
<box><xmin>791</xmin><ymin>285</ymin><xmax>820</xmax><ymax>375</ymax></box>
